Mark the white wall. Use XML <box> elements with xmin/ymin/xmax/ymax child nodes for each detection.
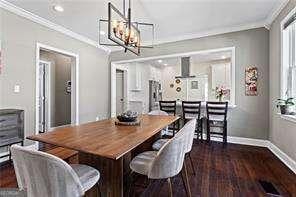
<box><xmin>269</xmin><ymin>0</ymin><xmax>296</xmax><ymax>161</ymax></box>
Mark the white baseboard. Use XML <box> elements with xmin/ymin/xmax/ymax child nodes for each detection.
<box><xmin>266</xmin><ymin>142</ymin><xmax>296</xmax><ymax>174</ymax></box>
<box><xmin>201</xmin><ymin>134</ymin><xmax>295</xmax><ymax>174</ymax></box>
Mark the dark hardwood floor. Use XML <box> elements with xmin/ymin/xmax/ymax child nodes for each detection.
<box><xmin>0</xmin><ymin>141</ymin><xmax>295</xmax><ymax>196</ymax></box>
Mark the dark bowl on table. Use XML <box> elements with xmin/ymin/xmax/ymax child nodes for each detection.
<box><xmin>117</xmin><ymin>115</ymin><xmax>137</xmax><ymax>122</ymax></box>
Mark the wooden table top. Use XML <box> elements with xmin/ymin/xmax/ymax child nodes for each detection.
<box><xmin>28</xmin><ymin>115</ymin><xmax>179</xmax><ymax>160</ymax></box>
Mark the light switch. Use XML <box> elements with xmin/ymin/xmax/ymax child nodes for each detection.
<box><xmin>14</xmin><ymin>85</ymin><xmax>20</xmax><ymax>93</ymax></box>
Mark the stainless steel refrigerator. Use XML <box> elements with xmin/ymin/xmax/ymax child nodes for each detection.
<box><xmin>149</xmin><ymin>80</ymin><xmax>162</xmax><ymax>111</ymax></box>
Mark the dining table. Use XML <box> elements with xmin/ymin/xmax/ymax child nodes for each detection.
<box><xmin>27</xmin><ymin>114</ymin><xmax>179</xmax><ymax>197</ymax></box>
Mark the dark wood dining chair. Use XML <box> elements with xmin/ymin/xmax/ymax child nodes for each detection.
<box><xmin>159</xmin><ymin>101</ymin><xmax>179</xmax><ymax>136</ymax></box>
<box><xmin>182</xmin><ymin>101</ymin><xmax>203</xmax><ymax>140</ymax></box>
<box><xmin>206</xmin><ymin>101</ymin><xmax>228</xmax><ymax>144</ymax></box>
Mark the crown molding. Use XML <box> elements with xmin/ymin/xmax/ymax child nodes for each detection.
<box><xmin>264</xmin><ymin>0</ymin><xmax>289</xmax><ymax>29</ymax></box>
<box><xmin>111</xmin><ymin>20</ymin><xmax>266</xmax><ymax>53</ymax></box>
<box><xmin>0</xmin><ymin>0</ymin><xmax>111</xmax><ymax>53</ymax></box>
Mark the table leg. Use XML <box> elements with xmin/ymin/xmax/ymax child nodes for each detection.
<box><xmin>79</xmin><ymin>152</ymin><xmax>123</xmax><ymax>197</ymax></box>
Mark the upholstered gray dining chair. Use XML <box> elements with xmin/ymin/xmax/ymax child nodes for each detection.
<box><xmin>11</xmin><ymin>145</ymin><xmax>100</xmax><ymax>197</ymax></box>
<box><xmin>152</xmin><ymin>119</ymin><xmax>197</xmax><ymax>175</ymax></box>
<box><xmin>129</xmin><ymin>119</ymin><xmax>192</xmax><ymax>197</ymax></box>
<box><xmin>148</xmin><ymin>110</ymin><xmax>169</xmax><ymax>137</ymax></box>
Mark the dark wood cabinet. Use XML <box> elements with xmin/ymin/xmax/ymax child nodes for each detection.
<box><xmin>0</xmin><ymin>109</ymin><xmax>24</xmax><ymax>160</ymax></box>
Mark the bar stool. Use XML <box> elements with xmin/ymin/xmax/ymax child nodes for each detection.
<box><xmin>182</xmin><ymin>101</ymin><xmax>203</xmax><ymax>140</ymax></box>
<box><xmin>206</xmin><ymin>101</ymin><xmax>228</xmax><ymax>144</ymax></box>
<box><xmin>11</xmin><ymin>145</ymin><xmax>101</xmax><ymax>197</ymax></box>
<box><xmin>159</xmin><ymin>101</ymin><xmax>179</xmax><ymax>136</ymax></box>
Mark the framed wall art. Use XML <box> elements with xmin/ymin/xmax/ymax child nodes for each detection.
<box><xmin>245</xmin><ymin>66</ymin><xmax>258</xmax><ymax>96</ymax></box>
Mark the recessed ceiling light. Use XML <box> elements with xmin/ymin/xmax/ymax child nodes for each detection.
<box><xmin>53</xmin><ymin>5</ymin><xmax>64</xmax><ymax>12</ymax></box>
<box><xmin>221</xmin><ymin>56</ymin><xmax>226</xmax><ymax>59</ymax></box>
<box><xmin>100</xmin><ymin>31</ymin><xmax>106</xmax><ymax>35</ymax></box>
<box><xmin>157</xmin><ymin>60</ymin><xmax>163</xmax><ymax>63</ymax></box>
<box><xmin>164</xmin><ymin>63</ymin><xmax>168</xmax><ymax>66</ymax></box>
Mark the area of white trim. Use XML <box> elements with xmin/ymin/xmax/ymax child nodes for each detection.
<box><xmin>267</xmin><ymin>141</ymin><xmax>296</xmax><ymax>174</ymax></box>
<box><xmin>35</xmin><ymin>43</ymin><xmax>80</xmax><ymax>138</ymax></box>
<box><xmin>277</xmin><ymin>113</ymin><xmax>296</xmax><ymax>123</ymax></box>
<box><xmin>0</xmin><ymin>0</ymin><xmax>110</xmax><ymax>53</ymax></box>
<box><xmin>265</xmin><ymin>0</ymin><xmax>289</xmax><ymax>28</ymax></box>
<box><xmin>206</xmin><ymin>134</ymin><xmax>268</xmax><ymax>147</ymax></box>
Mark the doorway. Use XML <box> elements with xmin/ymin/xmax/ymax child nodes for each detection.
<box><xmin>36</xmin><ymin>43</ymin><xmax>79</xmax><ymax>134</ymax></box>
<box><xmin>116</xmin><ymin>69</ymin><xmax>125</xmax><ymax>115</ymax></box>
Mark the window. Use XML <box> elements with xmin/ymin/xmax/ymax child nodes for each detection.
<box><xmin>282</xmin><ymin>14</ymin><xmax>296</xmax><ymax>99</ymax></box>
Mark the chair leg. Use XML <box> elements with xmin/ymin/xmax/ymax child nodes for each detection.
<box><xmin>127</xmin><ymin>171</ymin><xmax>134</xmax><ymax>197</ymax></box>
<box><xmin>200</xmin><ymin>119</ymin><xmax>203</xmax><ymax>141</ymax></box>
<box><xmin>206</xmin><ymin>121</ymin><xmax>210</xmax><ymax>142</ymax></box>
<box><xmin>97</xmin><ymin>182</ymin><xmax>101</xmax><ymax>197</ymax></box>
<box><xmin>167</xmin><ymin>178</ymin><xmax>173</xmax><ymax>197</ymax></box>
<box><xmin>223</xmin><ymin>122</ymin><xmax>227</xmax><ymax>144</ymax></box>
<box><xmin>182</xmin><ymin>163</ymin><xmax>192</xmax><ymax>197</ymax></box>
<box><xmin>188</xmin><ymin>153</ymin><xmax>196</xmax><ymax>175</ymax></box>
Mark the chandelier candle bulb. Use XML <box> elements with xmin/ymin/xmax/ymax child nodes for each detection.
<box><xmin>119</xmin><ymin>21</ymin><xmax>124</xmax><ymax>35</ymax></box>
<box><xmin>112</xmin><ymin>20</ymin><xmax>118</xmax><ymax>33</ymax></box>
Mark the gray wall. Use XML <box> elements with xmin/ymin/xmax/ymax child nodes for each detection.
<box><xmin>269</xmin><ymin>0</ymin><xmax>296</xmax><ymax>161</ymax></box>
<box><xmin>40</xmin><ymin>50</ymin><xmax>72</xmax><ymax>127</ymax></box>
<box><xmin>0</xmin><ymin>9</ymin><xmax>110</xmax><ymax>142</ymax></box>
<box><xmin>111</xmin><ymin>28</ymin><xmax>270</xmax><ymax>139</ymax></box>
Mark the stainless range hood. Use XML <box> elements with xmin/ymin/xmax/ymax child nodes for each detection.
<box><xmin>175</xmin><ymin>57</ymin><xmax>196</xmax><ymax>78</ymax></box>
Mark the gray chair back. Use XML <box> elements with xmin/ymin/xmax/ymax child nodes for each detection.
<box><xmin>148</xmin><ymin>110</ymin><xmax>169</xmax><ymax>116</ymax></box>
<box><xmin>184</xmin><ymin>119</ymin><xmax>197</xmax><ymax>153</ymax></box>
<box><xmin>11</xmin><ymin>145</ymin><xmax>84</xmax><ymax>197</ymax></box>
<box><xmin>148</xmin><ymin>122</ymin><xmax>189</xmax><ymax>179</ymax></box>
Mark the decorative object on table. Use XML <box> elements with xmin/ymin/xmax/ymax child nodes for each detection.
<box><xmin>0</xmin><ymin>40</ymin><xmax>3</xmax><ymax>74</ymax></box>
<box><xmin>175</xmin><ymin>78</ymin><xmax>181</xmax><ymax>84</ymax></box>
<box><xmin>276</xmin><ymin>98</ymin><xmax>295</xmax><ymax>115</ymax></box>
<box><xmin>191</xmin><ymin>81</ymin><xmax>199</xmax><ymax>89</ymax></box>
<box><xmin>170</xmin><ymin>83</ymin><xmax>174</xmax><ymax>88</ymax></box>
<box><xmin>116</xmin><ymin>110</ymin><xmax>140</xmax><ymax>125</ymax></box>
<box><xmin>245</xmin><ymin>66</ymin><xmax>258</xmax><ymax>96</ymax></box>
<box><xmin>176</xmin><ymin>87</ymin><xmax>181</xmax><ymax>92</ymax></box>
<box><xmin>99</xmin><ymin>0</ymin><xmax>154</xmax><ymax>56</ymax></box>
<box><xmin>215</xmin><ymin>86</ymin><xmax>228</xmax><ymax>102</ymax></box>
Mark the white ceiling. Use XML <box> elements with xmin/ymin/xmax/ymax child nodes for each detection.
<box><xmin>5</xmin><ymin>0</ymin><xmax>287</xmax><ymax>51</ymax></box>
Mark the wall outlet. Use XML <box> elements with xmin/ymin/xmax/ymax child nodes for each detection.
<box><xmin>14</xmin><ymin>85</ymin><xmax>20</xmax><ymax>93</ymax></box>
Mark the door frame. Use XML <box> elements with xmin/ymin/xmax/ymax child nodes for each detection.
<box><xmin>35</xmin><ymin>43</ymin><xmax>79</xmax><ymax>135</ymax></box>
<box><xmin>111</xmin><ymin>65</ymin><xmax>129</xmax><ymax>117</ymax></box>
<box><xmin>111</xmin><ymin>46</ymin><xmax>236</xmax><ymax>114</ymax></box>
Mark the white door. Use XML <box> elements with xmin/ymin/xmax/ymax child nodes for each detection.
<box><xmin>38</xmin><ymin>61</ymin><xmax>51</xmax><ymax>133</ymax></box>
<box><xmin>116</xmin><ymin>70</ymin><xmax>124</xmax><ymax>115</ymax></box>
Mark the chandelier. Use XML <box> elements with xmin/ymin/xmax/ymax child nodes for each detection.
<box><xmin>99</xmin><ymin>0</ymin><xmax>154</xmax><ymax>55</ymax></box>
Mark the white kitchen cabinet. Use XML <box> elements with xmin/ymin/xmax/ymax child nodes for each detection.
<box><xmin>149</xmin><ymin>66</ymin><xmax>162</xmax><ymax>82</ymax></box>
<box><xmin>211</xmin><ymin>63</ymin><xmax>231</xmax><ymax>89</ymax></box>
<box><xmin>129</xmin><ymin>63</ymin><xmax>142</xmax><ymax>91</ymax></box>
